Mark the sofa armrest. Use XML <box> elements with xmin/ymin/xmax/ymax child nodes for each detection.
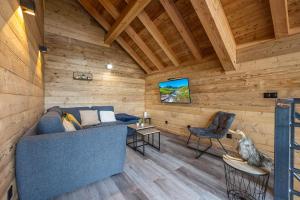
<box><xmin>16</xmin><ymin>124</ymin><xmax>127</xmax><ymax>200</ymax></box>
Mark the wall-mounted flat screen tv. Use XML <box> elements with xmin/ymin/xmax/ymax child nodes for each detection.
<box><xmin>159</xmin><ymin>78</ymin><xmax>191</xmax><ymax>103</ymax></box>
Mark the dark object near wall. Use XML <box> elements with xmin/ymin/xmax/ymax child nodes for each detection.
<box><xmin>39</xmin><ymin>45</ymin><xmax>47</xmax><ymax>53</ymax></box>
<box><xmin>73</xmin><ymin>72</ymin><xmax>93</xmax><ymax>81</ymax></box>
<box><xmin>7</xmin><ymin>185</ymin><xmax>13</xmax><ymax>200</ymax></box>
<box><xmin>20</xmin><ymin>0</ymin><xmax>35</xmax><ymax>15</ymax></box>
<box><xmin>263</xmin><ymin>92</ymin><xmax>277</xmax><ymax>98</ymax></box>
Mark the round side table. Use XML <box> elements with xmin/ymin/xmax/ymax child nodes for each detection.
<box><xmin>223</xmin><ymin>156</ymin><xmax>270</xmax><ymax>200</ymax></box>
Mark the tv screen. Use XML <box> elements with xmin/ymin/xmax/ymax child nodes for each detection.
<box><xmin>159</xmin><ymin>78</ymin><xmax>191</xmax><ymax>103</ymax></box>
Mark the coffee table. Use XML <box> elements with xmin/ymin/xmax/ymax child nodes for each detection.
<box><xmin>127</xmin><ymin>124</ymin><xmax>160</xmax><ymax>156</ymax></box>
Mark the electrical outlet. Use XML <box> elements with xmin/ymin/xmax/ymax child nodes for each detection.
<box><xmin>226</xmin><ymin>133</ymin><xmax>232</xmax><ymax>139</ymax></box>
<box><xmin>165</xmin><ymin>120</ymin><xmax>168</xmax><ymax>124</ymax></box>
<box><xmin>187</xmin><ymin>125</ymin><xmax>191</xmax><ymax>129</ymax></box>
<box><xmin>7</xmin><ymin>185</ymin><xmax>13</xmax><ymax>200</ymax></box>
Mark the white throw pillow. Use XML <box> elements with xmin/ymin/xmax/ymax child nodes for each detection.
<box><xmin>80</xmin><ymin>110</ymin><xmax>100</xmax><ymax>126</ymax></box>
<box><xmin>99</xmin><ymin>111</ymin><xmax>116</xmax><ymax>122</ymax></box>
<box><xmin>63</xmin><ymin>118</ymin><xmax>76</xmax><ymax>132</ymax></box>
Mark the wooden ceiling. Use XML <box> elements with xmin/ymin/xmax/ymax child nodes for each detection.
<box><xmin>78</xmin><ymin>0</ymin><xmax>300</xmax><ymax>74</ymax></box>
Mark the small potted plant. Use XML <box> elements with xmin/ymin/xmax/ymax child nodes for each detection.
<box><xmin>137</xmin><ymin>118</ymin><xmax>144</xmax><ymax>127</ymax></box>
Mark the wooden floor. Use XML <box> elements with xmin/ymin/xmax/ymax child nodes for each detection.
<box><xmin>56</xmin><ymin>132</ymin><xmax>274</xmax><ymax>200</ymax></box>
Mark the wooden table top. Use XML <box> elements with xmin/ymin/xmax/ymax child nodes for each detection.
<box><xmin>137</xmin><ymin>127</ymin><xmax>160</xmax><ymax>136</ymax></box>
<box><xmin>223</xmin><ymin>155</ymin><xmax>269</xmax><ymax>176</ymax></box>
<box><xmin>127</xmin><ymin>123</ymin><xmax>154</xmax><ymax>130</ymax></box>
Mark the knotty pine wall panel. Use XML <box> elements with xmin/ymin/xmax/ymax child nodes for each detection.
<box><xmin>44</xmin><ymin>0</ymin><xmax>145</xmax><ymax>116</ymax></box>
<box><xmin>0</xmin><ymin>0</ymin><xmax>44</xmax><ymax>199</ymax></box>
<box><xmin>146</xmin><ymin>52</ymin><xmax>300</xmax><ymax>159</ymax></box>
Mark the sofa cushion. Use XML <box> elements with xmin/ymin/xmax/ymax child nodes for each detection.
<box><xmin>47</xmin><ymin>106</ymin><xmax>63</xmax><ymax>116</ymax></box>
<box><xmin>61</xmin><ymin>107</ymin><xmax>90</xmax><ymax>123</ymax></box>
<box><xmin>91</xmin><ymin>106</ymin><xmax>114</xmax><ymax>120</ymax></box>
<box><xmin>115</xmin><ymin>113</ymin><xmax>140</xmax><ymax>122</ymax></box>
<box><xmin>82</xmin><ymin>120</ymin><xmax>124</xmax><ymax>129</ymax></box>
<box><xmin>80</xmin><ymin>110</ymin><xmax>100</xmax><ymax>126</ymax></box>
<box><xmin>99</xmin><ymin>111</ymin><xmax>116</xmax><ymax>122</ymax></box>
<box><xmin>62</xmin><ymin>118</ymin><xmax>76</xmax><ymax>132</ymax></box>
<box><xmin>91</xmin><ymin>106</ymin><xmax>114</xmax><ymax>112</ymax></box>
<box><xmin>37</xmin><ymin>111</ymin><xmax>65</xmax><ymax>135</ymax></box>
<box><xmin>64</xmin><ymin>113</ymin><xmax>82</xmax><ymax>130</ymax></box>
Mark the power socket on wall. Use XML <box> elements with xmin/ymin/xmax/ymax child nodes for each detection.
<box><xmin>226</xmin><ymin>133</ymin><xmax>233</xmax><ymax>139</ymax></box>
<box><xmin>165</xmin><ymin>120</ymin><xmax>168</xmax><ymax>124</ymax></box>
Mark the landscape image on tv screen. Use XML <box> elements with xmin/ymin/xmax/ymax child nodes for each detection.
<box><xmin>159</xmin><ymin>78</ymin><xmax>191</xmax><ymax>103</ymax></box>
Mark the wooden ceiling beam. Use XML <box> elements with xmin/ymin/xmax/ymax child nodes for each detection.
<box><xmin>160</xmin><ymin>0</ymin><xmax>202</xmax><ymax>61</ymax></box>
<box><xmin>137</xmin><ymin>11</ymin><xmax>180</xmax><ymax>66</ymax></box>
<box><xmin>78</xmin><ymin>0</ymin><xmax>152</xmax><ymax>73</ymax></box>
<box><xmin>125</xmin><ymin>26</ymin><xmax>164</xmax><ymax>70</ymax></box>
<box><xmin>269</xmin><ymin>0</ymin><xmax>289</xmax><ymax>39</ymax></box>
<box><xmin>190</xmin><ymin>0</ymin><xmax>237</xmax><ymax>71</ymax></box>
<box><xmin>104</xmin><ymin>0</ymin><xmax>151</xmax><ymax>45</ymax></box>
<box><xmin>124</xmin><ymin>0</ymin><xmax>180</xmax><ymax>66</ymax></box>
<box><xmin>237</xmin><ymin>33</ymin><xmax>300</xmax><ymax>63</ymax></box>
<box><xmin>98</xmin><ymin>0</ymin><xmax>165</xmax><ymax>71</ymax></box>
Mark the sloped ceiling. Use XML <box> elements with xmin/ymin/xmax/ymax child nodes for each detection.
<box><xmin>79</xmin><ymin>0</ymin><xmax>300</xmax><ymax>74</ymax></box>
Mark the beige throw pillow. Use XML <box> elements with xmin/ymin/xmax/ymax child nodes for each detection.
<box><xmin>80</xmin><ymin>110</ymin><xmax>100</xmax><ymax>126</ymax></box>
<box><xmin>63</xmin><ymin>118</ymin><xmax>76</xmax><ymax>132</ymax></box>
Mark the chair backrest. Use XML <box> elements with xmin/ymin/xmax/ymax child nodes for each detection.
<box><xmin>208</xmin><ymin>111</ymin><xmax>236</xmax><ymax>134</ymax></box>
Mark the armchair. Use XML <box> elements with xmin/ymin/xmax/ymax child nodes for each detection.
<box><xmin>187</xmin><ymin>111</ymin><xmax>236</xmax><ymax>158</ymax></box>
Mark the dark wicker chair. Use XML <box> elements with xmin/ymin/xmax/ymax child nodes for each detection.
<box><xmin>187</xmin><ymin>111</ymin><xmax>236</xmax><ymax>158</ymax></box>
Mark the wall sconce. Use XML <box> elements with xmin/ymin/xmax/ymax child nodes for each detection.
<box><xmin>39</xmin><ymin>45</ymin><xmax>47</xmax><ymax>53</ymax></box>
<box><xmin>106</xmin><ymin>64</ymin><xmax>113</xmax><ymax>70</ymax></box>
<box><xmin>20</xmin><ymin>0</ymin><xmax>35</xmax><ymax>16</ymax></box>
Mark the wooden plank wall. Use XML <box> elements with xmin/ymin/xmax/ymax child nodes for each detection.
<box><xmin>146</xmin><ymin>52</ymin><xmax>300</xmax><ymax>159</ymax></box>
<box><xmin>0</xmin><ymin>0</ymin><xmax>44</xmax><ymax>199</ymax></box>
<box><xmin>44</xmin><ymin>0</ymin><xmax>145</xmax><ymax>116</ymax></box>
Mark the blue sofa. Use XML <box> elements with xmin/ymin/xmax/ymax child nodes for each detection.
<box><xmin>16</xmin><ymin>106</ymin><xmax>139</xmax><ymax>200</ymax></box>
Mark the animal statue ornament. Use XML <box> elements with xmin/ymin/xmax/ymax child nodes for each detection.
<box><xmin>227</xmin><ymin>130</ymin><xmax>273</xmax><ymax>171</ymax></box>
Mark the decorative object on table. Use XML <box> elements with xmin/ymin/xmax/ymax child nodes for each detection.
<box><xmin>137</xmin><ymin>118</ymin><xmax>145</xmax><ymax>127</ymax></box>
<box><xmin>73</xmin><ymin>72</ymin><xmax>93</xmax><ymax>81</ymax></box>
<box><xmin>143</xmin><ymin>112</ymin><xmax>151</xmax><ymax>124</ymax></box>
<box><xmin>233</xmin><ymin>130</ymin><xmax>273</xmax><ymax>170</ymax></box>
<box><xmin>187</xmin><ymin>111</ymin><xmax>236</xmax><ymax>158</ymax></box>
<box><xmin>223</xmin><ymin>154</ymin><xmax>269</xmax><ymax>200</ymax></box>
<box><xmin>143</xmin><ymin>112</ymin><xmax>148</xmax><ymax>118</ymax></box>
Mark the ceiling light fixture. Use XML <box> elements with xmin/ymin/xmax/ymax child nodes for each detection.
<box><xmin>20</xmin><ymin>0</ymin><xmax>36</xmax><ymax>16</ymax></box>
